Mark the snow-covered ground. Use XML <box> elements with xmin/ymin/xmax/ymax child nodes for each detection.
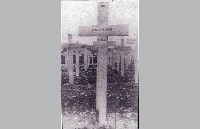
<box><xmin>62</xmin><ymin>111</ymin><xmax>138</xmax><ymax>129</ymax></box>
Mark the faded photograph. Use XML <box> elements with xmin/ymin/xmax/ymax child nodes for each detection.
<box><xmin>61</xmin><ymin>0</ymin><xmax>138</xmax><ymax>129</ymax></box>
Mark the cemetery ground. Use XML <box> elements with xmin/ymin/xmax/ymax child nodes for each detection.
<box><xmin>61</xmin><ymin>63</ymin><xmax>138</xmax><ymax>129</ymax></box>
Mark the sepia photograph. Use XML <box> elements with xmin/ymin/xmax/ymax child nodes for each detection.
<box><xmin>61</xmin><ymin>0</ymin><xmax>139</xmax><ymax>128</ymax></box>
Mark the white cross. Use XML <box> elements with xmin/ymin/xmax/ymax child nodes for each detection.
<box><xmin>78</xmin><ymin>2</ymin><xmax>128</xmax><ymax>126</ymax></box>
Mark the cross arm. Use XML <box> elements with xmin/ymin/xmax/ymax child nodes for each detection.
<box><xmin>78</xmin><ymin>25</ymin><xmax>129</xmax><ymax>36</ymax></box>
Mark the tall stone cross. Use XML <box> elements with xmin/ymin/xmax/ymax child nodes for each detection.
<box><xmin>78</xmin><ymin>2</ymin><xmax>128</xmax><ymax>126</ymax></box>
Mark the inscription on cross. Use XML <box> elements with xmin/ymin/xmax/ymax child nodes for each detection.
<box><xmin>78</xmin><ymin>2</ymin><xmax>129</xmax><ymax>126</ymax></box>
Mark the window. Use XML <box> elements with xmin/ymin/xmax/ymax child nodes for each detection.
<box><xmin>93</xmin><ymin>55</ymin><xmax>97</xmax><ymax>64</ymax></box>
<box><xmin>90</xmin><ymin>57</ymin><xmax>92</xmax><ymax>64</ymax></box>
<box><xmin>73</xmin><ymin>54</ymin><xmax>76</xmax><ymax>64</ymax></box>
<box><xmin>79</xmin><ymin>54</ymin><xmax>84</xmax><ymax>65</ymax></box>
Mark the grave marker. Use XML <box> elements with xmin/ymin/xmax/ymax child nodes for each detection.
<box><xmin>75</xmin><ymin>51</ymin><xmax>79</xmax><ymax>76</ymax></box>
<box><xmin>83</xmin><ymin>48</ymin><xmax>88</xmax><ymax>70</ymax></box>
<box><xmin>78</xmin><ymin>2</ymin><xmax>128</xmax><ymax>126</ymax></box>
<box><xmin>67</xmin><ymin>49</ymin><xmax>74</xmax><ymax>84</ymax></box>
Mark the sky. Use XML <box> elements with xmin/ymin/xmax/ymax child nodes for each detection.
<box><xmin>61</xmin><ymin>0</ymin><xmax>138</xmax><ymax>45</ymax></box>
